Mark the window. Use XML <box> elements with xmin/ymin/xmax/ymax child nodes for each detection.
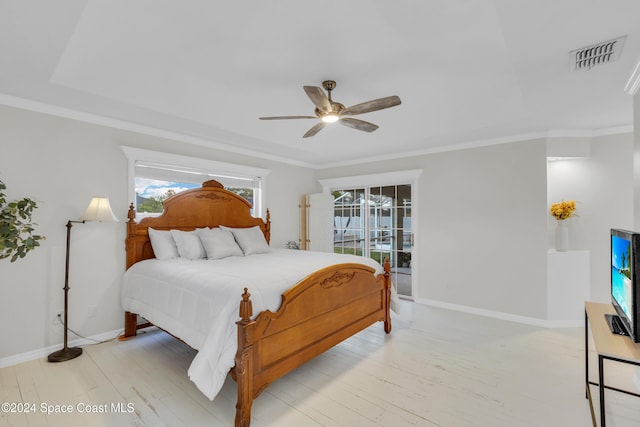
<box><xmin>122</xmin><ymin>147</ymin><xmax>270</xmax><ymax>218</ymax></box>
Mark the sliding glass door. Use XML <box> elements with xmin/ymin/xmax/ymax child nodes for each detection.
<box><xmin>332</xmin><ymin>184</ymin><xmax>412</xmax><ymax>298</ymax></box>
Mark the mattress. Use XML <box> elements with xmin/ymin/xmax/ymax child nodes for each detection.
<box><xmin>121</xmin><ymin>249</ymin><xmax>390</xmax><ymax>399</ymax></box>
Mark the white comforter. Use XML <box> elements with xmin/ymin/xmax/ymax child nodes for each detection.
<box><xmin>121</xmin><ymin>249</ymin><xmax>391</xmax><ymax>400</ymax></box>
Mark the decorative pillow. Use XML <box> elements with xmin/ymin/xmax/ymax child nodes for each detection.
<box><xmin>223</xmin><ymin>225</ymin><xmax>271</xmax><ymax>256</ymax></box>
<box><xmin>170</xmin><ymin>229</ymin><xmax>206</xmax><ymax>260</ymax></box>
<box><xmin>148</xmin><ymin>228</ymin><xmax>179</xmax><ymax>260</ymax></box>
<box><xmin>196</xmin><ymin>227</ymin><xmax>244</xmax><ymax>259</ymax></box>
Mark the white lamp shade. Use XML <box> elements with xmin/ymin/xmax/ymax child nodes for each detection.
<box><xmin>80</xmin><ymin>197</ymin><xmax>118</xmax><ymax>222</ymax></box>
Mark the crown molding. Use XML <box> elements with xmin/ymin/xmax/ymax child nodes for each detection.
<box><xmin>0</xmin><ymin>93</ymin><xmax>315</xmax><ymax>169</ymax></box>
<box><xmin>317</xmin><ymin>127</ymin><xmax>633</xmax><ymax>169</ymax></box>
<box><xmin>625</xmin><ymin>58</ymin><xmax>640</xmax><ymax>96</ymax></box>
<box><xmin>0</xmin><ymin>93</ymin><xmax>633</xmax><ymax>170</ymax></box>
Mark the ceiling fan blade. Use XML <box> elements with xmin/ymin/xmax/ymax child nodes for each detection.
<box><xmin>303</xmin><ymin>122</ymin><xmax>326</xmax><ymax>138</ymax></box>
<box><xmin>303</xmin><ymin>86</ymin><xmax>332</xmax><ymax>112</ymax></box>
<box><xmin>339</xmin><ymin>117</ymin><xmax>379</xmax><ymax>133</ymax></box>
<box><xmin>341</xmin><ymin>95</ymin><xmax>401</xmax><ymax>116</ymax></box>
<box><xmin>259</xmin><ymin>115</ymin><xmax>316</xmax><ymax>120</ymax></box>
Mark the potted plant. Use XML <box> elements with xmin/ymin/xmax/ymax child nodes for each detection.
<box><xmin>0</xmin><ymin>179</ymin><xmax>45</xmax><ymax>262</ymax></box>
<box><xmin>399</xmin><ymin>251</ymin><xmax>411</xmax><ymax>268</ymax></box>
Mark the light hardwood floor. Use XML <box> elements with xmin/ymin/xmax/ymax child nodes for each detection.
<box><xmin>2</xmin><ymin>301</ymin><xmax>640</xmax><ymax>427</ymax></box>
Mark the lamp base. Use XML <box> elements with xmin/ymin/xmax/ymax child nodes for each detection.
<box><xmin>47</xmin><ymin>346</ymin><xmax>82</xmax><ymax>362</ymax></box>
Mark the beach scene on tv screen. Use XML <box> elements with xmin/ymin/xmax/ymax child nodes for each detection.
<box><xmin>612</xmin><ymin>235</ymin><xmax>633</xmax><ymax>320</ymax></box>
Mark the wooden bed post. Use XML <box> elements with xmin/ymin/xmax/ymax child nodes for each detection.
<box><xmin>235</xmin><ymin>288</ymin><xmax>255</xmax><ymax>427</ymax></box>
<box><xmin>264</xmin><ymin>209</ymin><xmax>271</xmax><ymax>244</ymax></box>
<box><xmin>383</xmin><ymin>257</ymin><xmax>392</xmax><ymax>333</ymax></box>
<box><xmin>118</xmin><ymin>311</ymin><xmax>138</xmax><ymax>340</ymax></box>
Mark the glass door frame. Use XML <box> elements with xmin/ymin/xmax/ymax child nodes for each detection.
<box><xmin>319</xmin><ymin>169</ymin><xmax>422</xmax><ymax>300</ymax></box>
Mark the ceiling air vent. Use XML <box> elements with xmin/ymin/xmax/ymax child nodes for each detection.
<box><xmin>570</xmin><ymin>36</ymin><xmax>626</xmax><ymax>71</ymax></box>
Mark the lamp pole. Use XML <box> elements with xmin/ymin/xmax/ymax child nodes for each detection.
<box><xmin>47</xmin><ymin>220</ymin><xmax>84</xmax><ymax>362</ymax></box>
<box><xmin>48</xmin><ymin>197</ymin><xmax>118</xmax><ymax>363</ymax></box>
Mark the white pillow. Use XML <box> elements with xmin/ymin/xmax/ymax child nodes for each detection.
<box><xmin>196</xmin><ymin>227</ymin><xmax>243</xmax><ymax>259</ymax></box>
<box><xmin>148</xmin><ymin>228</ymin><xmax>179</xmax><ymax>260</ymax></box>
<box><xmin>223</xmin><ymin>226</ymin><xmax>271</xmax><ymax>256</ymax></box>
<box><xmin>170</xmin><ymin>229</ymin><xmax>206</xmax><ymax>260</ymax></box>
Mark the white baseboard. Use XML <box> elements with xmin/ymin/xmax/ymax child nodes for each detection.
<box><xmin>0</xmin><ymin>328</ymin><xmax>123</xmax><ymax>369</ymax></box>
<box><xmin>414</xmin><ymin>297</ymin><xmax>583</xmax><ymax>328</ymax></box>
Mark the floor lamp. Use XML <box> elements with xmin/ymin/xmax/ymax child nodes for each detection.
<box><xmin>48</xmin><ymin>197</ymin><xmax>118</xmax><ymax>363</ymax></box>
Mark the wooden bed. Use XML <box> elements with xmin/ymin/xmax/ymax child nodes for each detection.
<box><xmin>120</xmin><ymin>180</ymin><xmax>392</xmax><ymax>427</ymax></box>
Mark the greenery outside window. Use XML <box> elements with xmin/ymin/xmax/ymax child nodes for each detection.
<box><xmin>121</xmin><ymin>147</ymin><xmax>270</xmax><ymax>218</ymax></box>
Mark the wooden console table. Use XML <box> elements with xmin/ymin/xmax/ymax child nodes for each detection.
<box><xmin>585</xmin><ymin>302</ymin><xmax>640</xmax><ymax>426</ymax></box>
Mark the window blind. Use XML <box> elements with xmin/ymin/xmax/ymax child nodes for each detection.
<box><xmin>135</xmin><ymin>161</ymin><xmax>261</xmax><ymax>189</ymax></box>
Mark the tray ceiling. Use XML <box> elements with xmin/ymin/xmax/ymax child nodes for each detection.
<box><xmin>1</xmin><ymin>0</ymin><xmax>639</xmax><ymax>167</ymax></box>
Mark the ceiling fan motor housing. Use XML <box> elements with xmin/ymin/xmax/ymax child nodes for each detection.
<box><xmin>315</xmin><ymin>103</ymin><xmax>344</xmax><ymax>118</ymax></box>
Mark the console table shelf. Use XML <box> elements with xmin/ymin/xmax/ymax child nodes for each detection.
<box><xmin>585</xmin><ymin>302</ymin><xmax>640</xmax><ymax>426</ymax></box>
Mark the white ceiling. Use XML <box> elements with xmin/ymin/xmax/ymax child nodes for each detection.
<box><xmin>1</xmin><ymin>0</ymin><xmax>639</xmax><ymax>168</ymax></box>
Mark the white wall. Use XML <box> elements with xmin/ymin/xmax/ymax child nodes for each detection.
<box><xmin>319</xmin><ymin>134</ymin><xmax>635</xmax><ymax>322</ymax></box>
<box><xmin>547</xmin><ymin>134</ymin><xmax>634</xmax><ymax>303</ymax></box>
<box><xmin>0</xmin><ymin>105</ymin><xmax>319</xmax><ymax>361</ymax></box>
<box><xmin>422</xmin><ymin>141</ymin><xmax>548</xmax><ymax>318</ymax></box>
<box><xmin>1</xmin><ymin>101</ymin><xmax>634</xmax><ymax>362</ymax></box>
<box><xmin>317</xmin><ymin>139</ymin><xmax>550</xmax><ymax>320</ymax></box>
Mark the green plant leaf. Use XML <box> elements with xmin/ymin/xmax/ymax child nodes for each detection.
<box><xmin>0</xmin><ymin>179</ymin><xmax>44</xmax><ymax>263</ymax></box>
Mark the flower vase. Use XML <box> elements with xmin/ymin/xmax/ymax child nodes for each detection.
<box><xmin>555</xmin><ymin>220</ymin><xmax>569</xmax><ymax>252</ymax></box>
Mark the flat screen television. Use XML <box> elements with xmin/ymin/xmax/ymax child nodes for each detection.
<box><xmin>610</xmin><ymin>228</ymin><xmax>640</xmax><ymax>342</ymax></box>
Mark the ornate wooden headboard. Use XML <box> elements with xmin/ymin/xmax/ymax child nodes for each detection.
<box><xmin>125</xmin><ymin>179</ymin><xmax>270</xmax><ymax>269</ymax></box>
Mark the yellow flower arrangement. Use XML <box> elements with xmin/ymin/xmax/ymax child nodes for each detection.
<box><xmin>550</xmin><ymin>200</ymin><xmax>576</xmax><ymax>221</ymax></box>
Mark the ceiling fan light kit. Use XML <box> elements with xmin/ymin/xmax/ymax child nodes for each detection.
<box><xmin>260</xmin><ymin>80</ymin><xmax>401</xmax><ymax>138</ymax></box>
<box><xmin>321</xmin><ymin>113</ymin><xmax>339</xmax><ymax>123</ymax></box>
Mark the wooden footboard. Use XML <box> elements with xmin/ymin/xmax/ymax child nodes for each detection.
<box><xmin>232</xmin><ymin>259</ymin><xmax>391</xmax><ymax>427</ymax></box>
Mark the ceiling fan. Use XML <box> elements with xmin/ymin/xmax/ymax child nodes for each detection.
<box><xmin>259</xmin><ymin>80</ymin><xmax>401</xmax><ymax>138</ymax></box>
